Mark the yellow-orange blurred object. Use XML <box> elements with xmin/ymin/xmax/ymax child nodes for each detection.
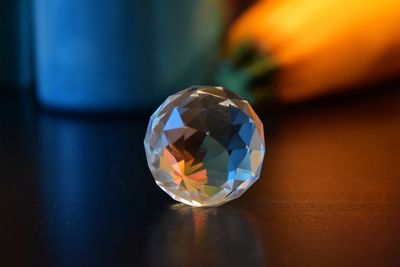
<box><xmin>228</xmin><ymin>0</ymin><xmax>400</xmax><ymax>102</ymax></box>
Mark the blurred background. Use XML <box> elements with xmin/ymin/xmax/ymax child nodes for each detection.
<box><xmin>1</xmin><ymin>0</ymin><xmax>400</xmax><ymax>266</ymax></box>
<box><xmin>1</xmin><ymin>0</ymin><xmax>400</xmax><ymax>109</ymax></box>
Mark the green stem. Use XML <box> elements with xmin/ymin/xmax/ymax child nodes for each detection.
<box><xmin>216</xmin><ymin>41</ymin><xmax>279</xmax><ymax>104</ymax></box>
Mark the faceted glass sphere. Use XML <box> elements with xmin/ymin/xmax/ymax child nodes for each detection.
<box><xmin>144</xmin><ymin>86</ymin><xmax>265</xmax><ymax>207</ymax></box>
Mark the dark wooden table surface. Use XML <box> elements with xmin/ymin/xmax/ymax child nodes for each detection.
<box><xmin>1</xmin><ymin>88</ymin><xmax>400</xmax><ymax>267</ymax></box>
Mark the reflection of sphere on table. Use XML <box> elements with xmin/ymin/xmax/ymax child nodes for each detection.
<box><xmin>147</xmin><ymin>205</ymin><xmax>263</xmax><ymax>267</ymax></box>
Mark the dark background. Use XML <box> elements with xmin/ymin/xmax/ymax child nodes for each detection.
<box><xmin>1</xmin><ymin>86</ymin><xmax>399</xmax><ymax>267</ymax></box>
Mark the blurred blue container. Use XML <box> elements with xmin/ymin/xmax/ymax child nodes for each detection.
<box><xmin>34</xmin><ymin>0</ymin><xmax>225</xmax><ymax>112</ymax></box>
<box><xmin>0</xmin><ymin>0</ymin><xmax>33</xmax><ymax>90</ymax></box>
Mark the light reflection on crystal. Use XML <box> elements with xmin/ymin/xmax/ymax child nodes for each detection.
<box><xmin>144</xmin><ymin>86</ymin><xmax>265</xmax><ymax>207</ymax></box>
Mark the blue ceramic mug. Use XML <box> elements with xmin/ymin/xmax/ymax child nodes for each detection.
<box><xmin>34</xmin><ymin>0</ymin><xmax>225</xmax><ymax>112</ymax></box>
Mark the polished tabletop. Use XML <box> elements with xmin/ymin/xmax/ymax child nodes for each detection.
<box><xmin>1</xmin><ymin>88</ymin><xmax>400</xmax><ymax>267</ymax></box>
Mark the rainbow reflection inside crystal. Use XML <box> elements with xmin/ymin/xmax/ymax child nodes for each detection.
<box><xmin>144</xmin><ymin>86</ymin><xmax>265</xmax><ymax>207</ymax></box>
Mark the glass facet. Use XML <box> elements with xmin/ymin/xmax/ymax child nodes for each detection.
<box><xmin>144</xmin><ymin>86</ymin><xmax>265</xmax><ymax>207</ymax></box>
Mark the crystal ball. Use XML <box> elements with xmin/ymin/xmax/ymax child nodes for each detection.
<box><xmin>144</xmin><ymin>86</ymin><xmax>265</xmax><ymax>207</ymax></box>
